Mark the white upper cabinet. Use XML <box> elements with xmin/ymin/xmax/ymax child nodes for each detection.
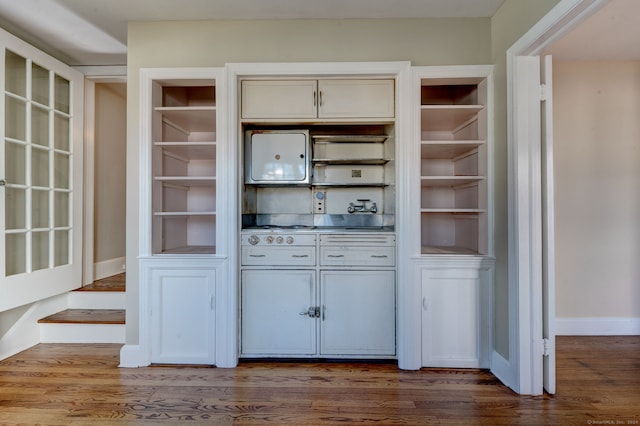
<box><xmin>241</xmin><ymin>79</ymin><xmax>394</xmax><ymax>121</ymax></box>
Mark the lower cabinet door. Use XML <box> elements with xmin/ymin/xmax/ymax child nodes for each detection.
<box><xmin>320</xmin><ymin>270</ymin><xmax>396</xmax><ymax>356</ymax></box>
<box><xmin>150</xmin><ymin>267</ymin><xmax>216</xmax><ymax>364</ymax></box>
<box><xmin>421</xmin><ymin>268</ymin><xmax>480</xmax><ymax>368</ymax></box>
<box><xmin>241</xmin><ymin>269</ymin><xmax>316</xmax><ymax>356</ymax></box>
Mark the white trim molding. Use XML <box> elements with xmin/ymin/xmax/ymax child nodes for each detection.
<box><xmin>556</xmin><ymin>318</ymin><xmax>640</xmax><ymax>336</ymax></box>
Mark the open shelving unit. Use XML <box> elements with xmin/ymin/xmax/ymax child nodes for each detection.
<box><xmin>152</xmin><ymin>84</ymin><xmax>217</xmax><ymax>255</ymax></box>
<box><xmin>418</xmin><ymin>79</ymin><xmax>488</xmax><ymax>255</ymax></box>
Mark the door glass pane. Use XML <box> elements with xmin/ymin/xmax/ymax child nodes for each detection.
<box><xmin>5</xmin><ymin>50</ymin><xmax>26</xmax><ymax>97</ymax></box>
<box><xmin>6</xmin><ymin>233</ymin><xmax>26</xmax><ymax>276</ymax></box>
<box><xmin>54</xmin><ymin>191</ymin><xmax>69</xmax><ymax>227</ymax></box>
<box><xmin>54</xmin><ymin>152</ymin><xmax>70</xmax><ymax>189</ymax></box>
<box><xmin>6</xmin><ymin>187</ymin><xmax>26</xmax><ymax>230</ymax></box>
<box><xmin>32</xmin><ymin>189</ymin><xmax>49</xmax><ymax>229</ymax></box>
<box><xmin>31</xmin><ymin>104</ymin><xmax>50</xmax><ymax>147</ymax></box>
<box><xmin>5</xmin><ymin>95</ymin><xmax>26</xmax><ymax>141</ymax></box>
<box><xmin>54</xmin><ymin>113</ymin><xmax>69</xmax><ymax>151</ymax></box>
<box><xmin>54</xmin><ymin>230</ymin><xmax>69</xmax><ymax>267</ymax></box>
<box><xmin>31</xmin><ymin>146</ymin><xmax>50</xmax><ymax>187</ymax></box>
<box><xmin>54</xmin><ymin>74</ymin><xmax>70</xmax><ymax>114</ymax></box>
<box><xmin>32</xmin><ymin>63</ymin><xmax>50</xmax><ymax>106</ymax></box>
<box><xmin>32</xmin><ymin>231</ymin><xmax>49</xmax><ymax>271</ymax></box>
<box><xmin>5</xmin><ymin>141</ymin><xmax>26</xmax><ymax>185</ymax></box>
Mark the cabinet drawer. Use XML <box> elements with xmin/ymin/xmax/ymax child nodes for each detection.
<box><xmin>320</xmin><ymin>246</ymin><xmax>395</xmax><ymax>266</ymax></box>
<box><xmin>242</xmin><ymin>246</ymin><xmax>316</xmax><ymax>266</ymax></box>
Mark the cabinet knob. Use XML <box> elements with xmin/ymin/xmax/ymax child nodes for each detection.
<box><xmin>0</xmin><ymin>179</ymin><xmax>6</xmax><ymax>186</ymax></box>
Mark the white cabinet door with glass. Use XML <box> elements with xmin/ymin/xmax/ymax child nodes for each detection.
<box><xmin>241</xmin><ymin>79</ymin><xmax>395</xmax><ymax>121</ymax></box>
<box><xmin>1</xmin><ymin>30</ymin><xmax>84</xmax><ymax>311</ymax></box>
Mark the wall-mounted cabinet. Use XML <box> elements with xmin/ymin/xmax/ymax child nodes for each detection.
<box><xmin>418</xmin><ymin>78</ymin><xmax>489</xmax><ymax>255</ymax></box>
<box><xmin>241</xmin><ymin>79</ymin><xmax>395</xmax><ymax>121</ymax></box>
<box><xmin>152</xmin><ymin>83</ymin><xmax>217</xmax><ymax>254</ymax></box>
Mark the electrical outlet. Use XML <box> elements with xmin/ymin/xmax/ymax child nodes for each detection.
<box><xmin>313</xmin><ymin>191</ymin><xmax>326</xmax><ymax>213</ymax></box>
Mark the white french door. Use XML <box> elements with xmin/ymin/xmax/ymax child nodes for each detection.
<box><xmin>0</xmin><ymin>31</ymin><xmax>84</xmax><ymax>311</ymax></box>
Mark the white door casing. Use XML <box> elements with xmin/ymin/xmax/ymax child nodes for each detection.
<box><xmin>541</xmin><ymin>55</ymin><xmax>556</xmax><ymax>395</ymax></box>
<box><xmin>506</xmin><ymin>0</ymin><xmax>608</xmax><ymax>395</ymax></box>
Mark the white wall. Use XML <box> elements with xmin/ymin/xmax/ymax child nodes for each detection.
<box><xmin>94</xmin><ymin>83</ymin><xmax>127</xmax><ymax>278</ymax></box>
<box><xmin>554</xmin><ymin>60</ymin><xmax>640</xmax><ymax>334</ymax></box>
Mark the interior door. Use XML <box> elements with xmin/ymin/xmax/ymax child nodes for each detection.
<box><xmin>541</xmin><ymin>55</ymin><xmax>556</xmax><ymax>394</ymax></box>
<box><xmin>1</xmin><ymin>39</ymin><xmax>84</xmax><ymax>311</ymax></box>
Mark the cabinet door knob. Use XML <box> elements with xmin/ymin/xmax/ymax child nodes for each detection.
<box><xmin>0</xmin><ymin>179</ymin><xmax>6</xmax><ymax>186</ymax></box>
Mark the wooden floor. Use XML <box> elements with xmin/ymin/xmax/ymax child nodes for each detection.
<box><xmin>76</xmin><ymin>273</ymin><xmax>126</xmax><ymax>292</ymax></box>
<box><xmin>0</xmin><ymin>336</ymin><xmax>638</xmax><ymax>425</ymax></box>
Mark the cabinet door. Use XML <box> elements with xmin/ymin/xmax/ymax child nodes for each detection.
<box><xmin>318</xmin><ymin>79</ymin><xmax>394</xmax><ymax>119</ymax></box>
<box><xmin>241</xmin><ymin>270</ymin><xmax>316</xmax><ymax>355</ymax></box>
<box><xmin>421</xmin><ymin>268</ymin><xmax>479</xmax><ymax>368</ymax></box>
<box><xmin>150</xmin><ymin>267</ymin><xmax>215</xmax><ymax>364</ymax></box>
<box><xmin>320</xmin><ymin>270</ymin><xmax>395</xmax><ymax>356</ymax></box>
<box><xmin>241</xmin><ymin>80</ymin><xmax>317</xmax><ymax>119</ymax></box>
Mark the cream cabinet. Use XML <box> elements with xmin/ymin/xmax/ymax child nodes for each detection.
<box><xmin>320</xmin><ymin>270</ymin><xmax>395</xmax><ymax>356</ymax></box>
<box><xmin>241</xmin><ymin>79</ymin><xmax>395</xmax><ymax>121</ymax></box>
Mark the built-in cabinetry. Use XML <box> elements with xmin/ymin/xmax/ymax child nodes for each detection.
<box><xmin>412</xmin><ymin>66</ymin><xmax>494</xmax><ymax>369</ymax></box>
<box><xmin>152</xmin><ymin>83</ymin><xmax>217</xmax><ymax>254</ymax></box>
<box><xmin>241</xmin><ymin>79</ymin><xmax>394</xmax><ymax>120</ymax></box>
<box><xmin>419</xmin><ymin>77</ymin><xmax>488</xmax><ymax>255</ymax></box>
<box><xmin>135</xmin><ymin>68</ymin><xmax>229</xmax><ymax>367</ymax></box>
<box><xmin>241</xmin><ymin>232</ymin><xmax>395</xmax><ymax>358</ymax></box>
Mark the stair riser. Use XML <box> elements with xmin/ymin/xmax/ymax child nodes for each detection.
<box><xmin>68</xmin><ymin>292</ymin><xmax>126</xmax><ymax>310</ymax></box>
<box><xmin>40</xmin><ymin>324</ymin><xmax>125</xmax><ymax>344</ymax></box>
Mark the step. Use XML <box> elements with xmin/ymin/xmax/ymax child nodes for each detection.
<box><xmin>38</xmin><ymin>309</ymin><xmax>125</xmax><ymax>344</ymax></box>
<box><xmin>69</xmin><ymin>291</ymin><xmax>125</xmax><ymax>309</ymax></box>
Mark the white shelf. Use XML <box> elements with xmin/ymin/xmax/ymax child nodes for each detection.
<box><xmin>154</xmin><ymin>142</ymin><xmax>216</xmax><ymax>159</ymax></box>
<box><xmin>156</xmin><ymin>106</ymin><xmax>216</xmax><ymax>133</ymax></box>
<box><xmin>420</xmin><ymin>105</ymin><xmax>483</xmax><ymax>132</ymax></box>
<box><xmin>155</xmin><ymin>176</ymin><xmax>216</xmax><ymax>187</ymax></box>
<box><xmin>421</xmin><ymin>140</ymin><xmax>484</xmax><ymax>159</ymax></box>
<box><xmin>421</xmin><ymin>209</ymin><xmax>485</xmax><ymax>214</ymax></box>
<box><xmin>420</xmin><ymin>176</ymin><xmax>484</xmax><ymax>187</ymax></box>
<box><xmin>154</xmin><ymin>211</ymin><xmax>216</xmax><ymax>217</ymax></box>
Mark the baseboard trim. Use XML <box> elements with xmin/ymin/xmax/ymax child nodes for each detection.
<box><xmin>555</xmin><ymin>317</ymin><xmax>640</xmax><ymax>335</ymax></box>
<box><xmin>94</xmin><ymin>257</ymin><xmax>126</xmax><ymax>281</ymax></box>
<box><xmin>119</xmin><ymin>344</ymin><xmax>147</xmax><ymax>368</ymax></box>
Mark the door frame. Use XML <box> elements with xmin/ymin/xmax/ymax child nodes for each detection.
<box><xmin>506</xmin><ymin>0</ymin><xmax>608</xmax><ymax>394</ymax></box>
<box><xmin>80</xmin><ymin>66</ymin><xmax>127</xmax><ymax>285</ymax></box>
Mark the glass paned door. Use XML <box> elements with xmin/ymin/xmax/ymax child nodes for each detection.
<box><xmin>1</xmin><ymin>39</ymin><xmax>82</xmax><ymax>311</ymax></box>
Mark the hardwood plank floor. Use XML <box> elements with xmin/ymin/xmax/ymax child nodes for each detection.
<box><xmin>0</xmin><ymin>336</ymin><xmax>638</xmax><ymax>425</ymax></box>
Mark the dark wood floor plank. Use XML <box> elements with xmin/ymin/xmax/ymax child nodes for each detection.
<box><xmin>0</xmin><ymin>337</ymin><xmax>638</xmax><ymax>424</ymax></box>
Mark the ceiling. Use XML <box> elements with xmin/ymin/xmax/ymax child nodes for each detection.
<box><xmin>0</xmin><ymin>0</ymin><xmax>637</xmax><ymax>67</ymax></box>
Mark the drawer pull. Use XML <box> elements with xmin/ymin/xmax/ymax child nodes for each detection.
<box><xmin>249</xmin><ymin>254</ymin><xmax>266</xmax><ymax>258</ymax></box>
<box><xmin>328</xmin><ymin>254</ymin><xmax>345</xmax><ymax>258</ymax></box>
<box><xmin>370</xmin><ymin>255</ymin><xmax>388</xmax><ymax>258</ymax></box>
<box><xmin>291</xmin><ymin>254</ymin><xmax>309</xmax><ymax>258</ymax></box>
